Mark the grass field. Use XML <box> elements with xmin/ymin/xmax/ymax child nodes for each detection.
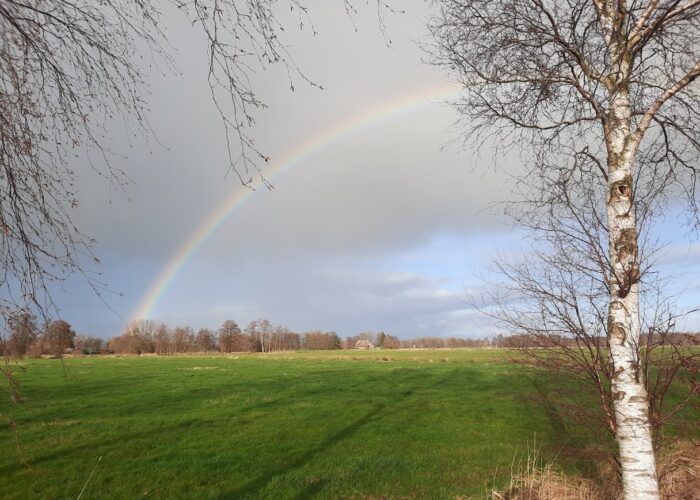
<box><xmin>0</xmin><ymin>350</ymin><xmax>620</xmax><ymax>498</ymax></box>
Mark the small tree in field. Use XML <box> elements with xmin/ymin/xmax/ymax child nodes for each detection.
<box><xmin>429</xmin><ymin>1</ymin><xmax>699</xmax><ymax>498</ymax></box>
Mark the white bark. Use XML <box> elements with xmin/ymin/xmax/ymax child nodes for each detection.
<box><xmin>607</xmin><ymin>163</ymin><xmax>660</xmax><ymax>497</ymax></box>
<box><xmin>605</xmin><ymin>31</ymin><xmax>660</xmax><ymax>497</ymax></box>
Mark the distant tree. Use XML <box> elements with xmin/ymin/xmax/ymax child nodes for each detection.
<box><xmin>107</xmin><ymin>335</ymin><xmax>128</xmax><ymax>354</ymax></box>
<box><xmin>268</xmin><ymin>326</ymin><xmax>301</xmax><ymax>352</ymax></box>
<box><xmin>245</xmin><ymin>319</ymin><xmax>274</xmax><ymax>352</ymax></box>
<box><xmin>195</xmin><ymin>328</ymin><xmax>216</xmax><ymax>353</ymax></box>
<box><xmin>218</xmin><ymin>320</ymin><xmax>241</xmax><ymax>353</ymax></box>
<box><xmin>45</xmin><ymin>320</ymin><xmax>76</xmax><ymax>356</ymax></box>
<box><xmin>244</xmin><ymin>320</ymin><xmax>259</xmax><ymax>351</ymax></box>
<box><xmin>74</xmin><ymin>335</ymin><xmax>104</xmax><ymax>354</ymax></box>
<box><xmin>329</xmin><ymin>332</ymin><xmax>342</xmax><ymax>350</ymax></box>
<box><xmin>119</xmin><ymin>319</ymin><xmax>159</xmax><ymax>354</ymax></box>
<box><xmin>407</xmin><ymin>337</ymin><xmax>445</xmax><ymax>349</ymax></box>
<box><xmin>153</xmin><ymin>323</ymin><xmax>172</xmax><ymax>355</ymax></box>
<box><xmin>172</xmin><ymin>326</ymin><xmax>194</xmax><ymax>354</ymax></box>
<box><xmin>7</xmin><ymin>311</ymin><xmax>37</xmax><ymax>356</ymax></box>
<box><xmin>303</xmin><ymin>330</ymin><xmax>342</xmax><ymax>350</ymax></box>
<box><xmin>218</xmin><ymin>331</ymin><xmax>231</xmax><ymax>353</ymax></box>
<box><xmin>258</xmin><ymin>319</ymin><xmax>274</xmax><ymax>353</ymax></box>
<box><xmin>446</xmin><ymin>337</ymin><xmax>485</xmax><ymax>348</ymax></box>
<box><xmin>382</xmin><ymin>335</ymin><xmax>400</xmax><ymax>349</ymax></box>
<box><xmin>232</xmin><ymin>330</ymin><xmax>252</xmax><ymax>352</ymax></box>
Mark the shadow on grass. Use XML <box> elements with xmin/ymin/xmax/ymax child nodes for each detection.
<box><xmin>2</xmin><ymin>361</ymin><xmax>507</xmax><ymax>498</ymax></box>
<box><xmin>0</xmin><ymin>418</ymin><xmax>217</xmax><ymax>476</ymax></box>
<box><xmin>0</xmin><ymin>366</ymin><xmax>463</xmax><ymax>470</ymax></box>
<box><xmin>217</xmin><ymin>367</ymin><xmax>472</xmax><ymax>499</ymax></box>
<box><xmin>292</xmin><ymin>477</ymin><xmax>327</xmax><ymax>500</ymax></box>
<box><xmin>528</xmin><ymin>375</ymin><xmax>615</xmax><ymax>485</ymax></box>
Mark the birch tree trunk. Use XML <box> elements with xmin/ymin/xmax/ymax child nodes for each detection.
<box><xmin>606</xmin><ymin>144</ymin><xmax>660</xmax><ymax>500</ymax></box>
<box><xmin>429</xmin><ymin>2</ymin><xmax>700</xmax><ymax>497</ymax></box>
<box><xmin>604</xmin><ymin>13</ymin><xmax>659</xmax><ymax>496</ymax></box>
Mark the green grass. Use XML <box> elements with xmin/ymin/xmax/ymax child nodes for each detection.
<box><xmin>0</xmin><ymin>350</ymin><xmax>619</xmax><ymax>498</ymax></box>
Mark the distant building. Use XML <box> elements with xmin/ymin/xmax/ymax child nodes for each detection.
<box><xmin>354</xmin><ymin>339</ymin><xmax>374</xmax><ymax>350</ymax></box>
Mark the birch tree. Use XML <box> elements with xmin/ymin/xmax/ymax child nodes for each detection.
<box><xmin>429</xmin><ymin>1</ymin><xmax>699</xmax><ymax>498</ymax></box>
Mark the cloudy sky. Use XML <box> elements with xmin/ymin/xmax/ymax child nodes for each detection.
<box><xmin>53</xmin><ymin>1</ymin><xmax>699</xmax><ymax>339</ymax></box>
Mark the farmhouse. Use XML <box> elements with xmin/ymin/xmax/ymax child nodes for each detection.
<box><xmin>354</xmin><ymin>339</ymin><xmax>374</xmax><ymax>350</ymax></box>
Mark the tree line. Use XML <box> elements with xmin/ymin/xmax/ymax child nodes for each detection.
<box><xmin>4</xmin><ymin>313</ymin><xmax>698</xmax><ymax>358</ymax></box>
<box><xmin>0</xmin><ymin>312</ymin><xmax>84</xmax><ymax>357</ymax></box>
<box><xmin>105</xmin><ymin>319</ymin><xmax>495</xmax><ymax>354</ymax></box>
<box><xmin>1</xmin><ymin>314</ymin><xmax>507</xmax><ymax>357</ymax></box>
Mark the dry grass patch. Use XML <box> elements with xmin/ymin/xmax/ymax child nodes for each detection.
<box><xmin>493</xmin><ymin>463</ymin><xmax>600</xmax><ymax>500</ymax></box>
<box><xmin>659</xmin><ymin>441</ymin><xmax>700</xmax><ymax>500</ymax></box>
<box><xmin>493</xmin><ymin>441</ymin><xmax>700</xmax><ymax>500</ymax></box>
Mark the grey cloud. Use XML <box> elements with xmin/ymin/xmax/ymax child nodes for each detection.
<box><xmin>59</xmin><ymin>1</ymin><xmax>530</xmax><ymax>338</ymax></box>
<box><xmin>71</xmin><ymin>0</ymin><xmax>514</xmax><ymax>261</ymax></box>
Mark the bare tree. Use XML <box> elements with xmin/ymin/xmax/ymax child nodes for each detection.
<box><xmin>153</xmin><ymin>323</ymin><xmax>172</xmax><ymax>355</ymax></box>
<box><xmin>6</xmin><ymin>311</ymin><xmax>36</xmax><ymax>356</ymax></box>
<box><xmin>245</xmin><ymin>318</ymin><xmax>274</xmax><ymax>352</ymax></box>
<box><xmin>429</xmin><ymin>1</ymin><xmax>699</xmax><ymax>497</ymax></box>
<box><xmin>195</xmin><ymin>327</ymin><xmax>216</xmax><ymax>353</ymax></box>
<box><xmin>172</xmin><ymin>325</ymin><xmax>194</xmax><ymax>353</ymax></box>
<box><xmin>218</xmin><ymin>319</ymin><xmax>241</xmax><ymax>353</ymax></box>
<box><xmin>381</xmin><ymin>334</ymin><xmax>400</xmax><ymax>348</ymax></box>
<box><xmin>268</xmin><ymin>325</ymin><xmax>300</xmax><ymax>351</ymax></box>
<box><xmin>44</xmin><ymin>319</ymin><xmax>76</xmax><ymax>356</ymax></box>
<box><xmin>482</xmin><ymin>198</ymin><xmax>699</xmax><ymax>485</ymax></box>
<box><xmin>121</xmin><ymin>318</ymin><xmax>159</xmax><ymax>354</ymax></box>
<box><xmin>302</xmin><ymin>329</ymin><xmax>342</xmax><ymax>350</ymax></box>
<box><xmin>73</xmin><ymin>335</ymin><xmax>104</xmax><ymax>354</ymax></box>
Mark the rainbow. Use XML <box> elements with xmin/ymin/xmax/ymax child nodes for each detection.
<box><xmin>131</xmin><ymin>83</ymin><xmax>461</xmax><ymax>321</ymax></box>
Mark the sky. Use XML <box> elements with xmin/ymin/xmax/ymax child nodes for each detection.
<box><xmin>52</xmin><ymin>1</ymin><xmax>700</xmax><ymax>339</ymax></box>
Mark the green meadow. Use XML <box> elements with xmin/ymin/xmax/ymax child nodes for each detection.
<box><xmin>0</xmin><ymin>350</ymin><xmax>622</xmax><ymax>498</ymax></box>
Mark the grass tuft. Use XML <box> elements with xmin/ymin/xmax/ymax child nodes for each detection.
<box><xmin>492</xmin><ymin>446</ymin><xmax>600</xmax><ymax>500</ymax></box>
